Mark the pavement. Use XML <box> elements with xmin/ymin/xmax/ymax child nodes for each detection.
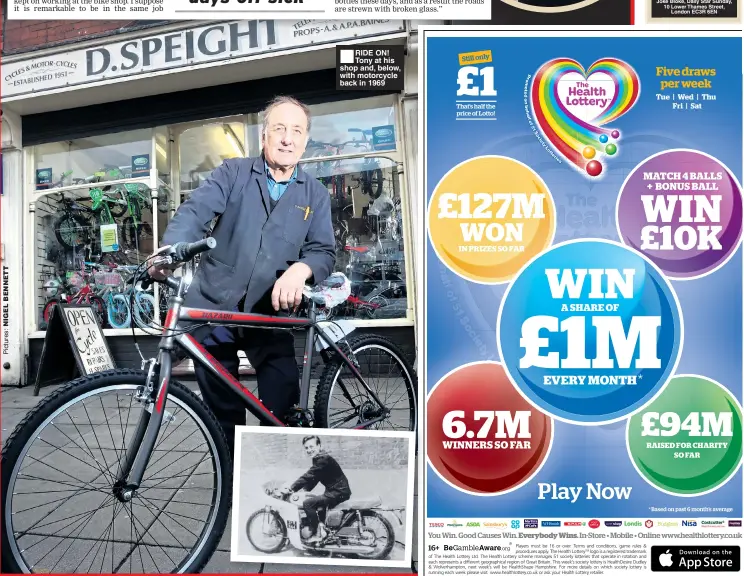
<box><xmin>0</xmin><ymin>380</ymin><xmax>419</xmax><ymax>574</ymax></box>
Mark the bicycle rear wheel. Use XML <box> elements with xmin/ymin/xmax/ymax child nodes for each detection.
<box><xmin>313</xmin><ymin>334</ymin><xmax>417</xmax><ymax>433</ymax></box>
<box><xmin>1</xmin><ymin>369</ymin><xmax>232</xmax><ymax>574</ymax></box>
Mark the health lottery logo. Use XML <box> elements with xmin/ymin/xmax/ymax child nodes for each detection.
<box><xmin>529</xmin><ymin>57</ymin><xmax>640</xmax><ymax>179</ymax></box>
<box><xmin>502</xmin><ymin>0</ymin><xmax>602</xmax><ymax>12</ymax></box>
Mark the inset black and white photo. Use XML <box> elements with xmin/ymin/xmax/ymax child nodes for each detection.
<box><xmin>230</xmin><ymin>427</ymin><xmax>415</xmax><ymax>568</ymax></box>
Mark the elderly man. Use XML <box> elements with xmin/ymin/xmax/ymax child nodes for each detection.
<box><xmin>151</xmin><ymin>95</ymin><xmax>336</xmax><ymax>445</ymax></box>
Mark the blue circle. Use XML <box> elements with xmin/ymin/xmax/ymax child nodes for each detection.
<box><xmin>599</xmin><ymin>134</ymin><xmax>609</xmax><ymax>144</ymax></box>
<box><xmin>497</xmin><ymin>239</ymin><xmax>683</xmax><ymax>424</ymax></box>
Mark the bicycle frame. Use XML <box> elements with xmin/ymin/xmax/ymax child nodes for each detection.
<box><xmin>117</xmin><ymin>274</ymin><xmax>390</xmax><ymax>493</ymax></box>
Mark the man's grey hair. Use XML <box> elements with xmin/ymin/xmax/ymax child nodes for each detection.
<box><xmin>261</xmin><ymin>95</ymin><xmax>312</xmax><ymax>136</ymax></box>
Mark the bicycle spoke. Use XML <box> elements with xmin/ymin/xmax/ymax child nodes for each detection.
<box><xmin>79</xmin><ymin>401</ymin><xmax>116</xmax><ymax>484</ymax></box>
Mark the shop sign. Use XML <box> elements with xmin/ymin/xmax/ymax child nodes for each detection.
<box><xmin>131</xmin><ymin>154</ymin><xmax>151</xmax><ymax>177</ymax></box>
<box><xmin>100</xmin><ymin>224</ymin><xmax>120</xmax><ymax>253</ymax></box>
<box><xmin>35</xmin><ymin>167</ymin><xmax>52</xmax><ymax>190</ymax></box>
<box><xmin>372</xmin><ymin>124</ymin><xmax>396</xmax><ymax>151</ymax></box>
<box><xmin>2</xmin><ymin>19</ymin><xmax>404</xmax><ymax>99</ymax></box>
<box><xmin>33</xmin><ymin>304</ymin><xmax>116</xmax><ymax>395</ymax></box>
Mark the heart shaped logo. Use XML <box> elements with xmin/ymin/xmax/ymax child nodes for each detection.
<box><xmin>530</xmin><ymin>58</ymin><xmax>641</xmax><ymax>178</ymax></box>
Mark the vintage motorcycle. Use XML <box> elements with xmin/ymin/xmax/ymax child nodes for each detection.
<box><xmin>245</xmin><ymin>480</ymin><xmax>401</xmax><ymax>560</ymax></box>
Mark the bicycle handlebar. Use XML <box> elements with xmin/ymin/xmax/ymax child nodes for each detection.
<box><xmin>139</xmin><ymin>238</ymin><xmax>217</xmax><ymax>291</ymax></box>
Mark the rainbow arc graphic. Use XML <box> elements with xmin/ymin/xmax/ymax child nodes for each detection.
<box><xmin>530</xmin><ymin>57</ymin><xmax>640</xmax><ymax>177</ymax></box>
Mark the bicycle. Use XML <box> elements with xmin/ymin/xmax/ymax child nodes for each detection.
<box><xmin>1</xmin><ymin>238</ymin><xmax>417</xmax><ymax>574</ymax></box>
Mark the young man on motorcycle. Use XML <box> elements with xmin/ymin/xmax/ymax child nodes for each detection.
<box><xmin>282</xmin><ymin>435</ymin><xmax>352</xmax><ymax>544</ymax></box>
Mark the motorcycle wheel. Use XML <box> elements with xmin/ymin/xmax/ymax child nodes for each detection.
<box><xmin>246</xmin><ymin>509</ymin><xmax>287</xmax><ymax>554</ymax></box>
<box><xmin>352</xmin><ymin>511</ymin><xmax>396</xmax><ymax>560</ymax></box>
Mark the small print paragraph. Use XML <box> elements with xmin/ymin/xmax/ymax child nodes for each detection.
<box><xmin>8</xmin><ymin>0</ymin><xmax>490</xmax><ymax>19</ymax></box>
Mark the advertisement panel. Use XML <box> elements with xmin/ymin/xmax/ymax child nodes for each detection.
<box><xmin>423</xmin><ymin>29</ymin><xmax>743</xmax><ymax>575</ymax></box>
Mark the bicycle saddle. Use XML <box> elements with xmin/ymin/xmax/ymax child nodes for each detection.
<box><xmin>303</xmin><ymin>272</ymin><xmax>351</xmax><ymax>309</ymax></box>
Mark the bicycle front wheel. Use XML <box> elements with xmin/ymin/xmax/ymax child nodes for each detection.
<box><xmin>1</xmin><ymin>369</ymin><xmax>232</xmax><ymax>574</ymax></box>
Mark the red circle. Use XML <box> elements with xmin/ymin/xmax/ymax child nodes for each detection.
<box><xmin>427</xmin><ymin>362</ymin><xmax>553</xmax><ymax>495</ymax></box>
<box><xmin>589</xmin><ymin>519</ymin><xmax>600</xmax><ymax>529</ymax></box>
<box><xmin>586</xmin><ymin>160</ymin><xmax>603</xmax><ymax>177</ymax></box>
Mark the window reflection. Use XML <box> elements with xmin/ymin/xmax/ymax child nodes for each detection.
<box><xmin>301</xmin><ymin>157</ymin><xmax>407</xmax><ymax>320</ymax></box>
<box><xmin>178</xmin><ymin>121</ymin><xmax>245</xmax><ymax>193</ymax></box>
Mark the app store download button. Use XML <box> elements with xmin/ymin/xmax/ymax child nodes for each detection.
<box><xmin>651</xmin><ymin>546</ymin><xmax>740</xmax><ymax>572</ymax></box>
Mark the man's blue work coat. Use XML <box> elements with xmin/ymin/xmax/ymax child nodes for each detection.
<box><xmin>162</xmin><ymin>155</ymin><xmax>336</xmax><ymax>315</ymax></box>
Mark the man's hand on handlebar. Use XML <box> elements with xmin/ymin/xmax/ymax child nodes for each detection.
<box><xmin>140</xmin><ymin>238</ymin><xmax>217</xmax><ymax>288</ymax></box>
<box><xmin>146</xmin><ymin>245</ymin><xmax>178</xmax><ymax>281</ymax></box>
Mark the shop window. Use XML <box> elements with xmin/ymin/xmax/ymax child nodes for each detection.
<box><xmin>304</xmin><ymin>96</ymin><xmax>399</xmax><ymax>157</ymax></box>
<box><xmin>31</xmin><ymin>128</ymin><xmax>167</xmax><ymax>332</ymax></box>
<box><xmin>33</xmin><ymin>129</ymin><xmax>153</xmax><ymax>190</ymax></box>
<box><xmin>178</xmin><ymin>121</ymin><xmax>245</xmax><ymax>194</ymax></box>
<box><xmin>300</xmin><ymin>156</ymin><xmax>408</xmax><ymax>321</ymax></box>
<box><xmin>33</xmin><ymin>185</ymin><xmax>162</xmax><ymax>331</ymax></box>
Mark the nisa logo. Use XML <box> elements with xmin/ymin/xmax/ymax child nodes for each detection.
<box><xmin>541</xmin><ymin>521</ymin><xmax>561</xmax><ymax>527</ymax></box>
<box><xmin>729</xmin><ymin>520</ymin><xmax>742</xmax><ymax>527</ymax></box>
<box><xmin>564</xmin><ymin>521</ymin><xmax>582</xmax><ymax>527</ymax></box>
<box><xmin>524</xmin><ymin>519</ymin><xmax>538</xmax><ymax>529</ymax></box>
<box><xmin>657</xmin><ymin>521</ymin><xmax>678</xmax><ymax>528</ymax></box>
<box><xmin>604</xmin><ymin>521</ymin><xmax>623</xmax><ymax>527</ymax></box>
<box><xmin>483</xmin><ymin>521</ymin><xmax>509</xmax><ymax>528</ymax></box>
<box><xmin>511</xmin><ymin>520</ymin><xmax>520</xmax><ymax>529</ymax></box>
<box><xmin>447</xmin><ymin>520</ymin><xmax>463</xmax><ymax>527</ymax></box>
<box><xmin>624</xmin><ymin>521</ymin><xmax>642</xmax><ymax>527</ymax></box>
<box><xmin>466</xmin><ymin>522</ymin><xmax>480</xmax><ymax>527</ymax></box>
<box><xmin>682</xmin><ymin>520</ymin><xmax>697</xmax><ymax>527</ymax></box>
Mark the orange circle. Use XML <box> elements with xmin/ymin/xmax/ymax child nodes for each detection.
<box><xmin>427</xmin><ymin>156</ymin><xmax>556</xmax><ymax>284</ymax></box>
<box><xmin>582</xmin><ymin>146</ymin><xmax>596</xmax><ymax>159</ymax></box>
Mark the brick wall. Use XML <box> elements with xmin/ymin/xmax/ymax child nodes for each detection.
<box><xmin>240</xmin><ymin>433</ymin><xmax>411</xmax><ymax>470</ymax></box>
<box><xmin>1</xmin><ymin>16</ymin><xmax>172</xmax><ymax>54</ymax></box>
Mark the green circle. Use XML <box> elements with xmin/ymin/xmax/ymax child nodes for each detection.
<box><xmin>605</xmin><ymin>143</ymin><xmax>617</xmax><ymax>155</ymax></box>
<box><xmin>627</xmin><ymin>375</ymin><xmax>743</xmax><ymax>496</ymax></box>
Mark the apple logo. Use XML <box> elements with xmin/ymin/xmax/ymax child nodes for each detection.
<box><xmin>659</xmin><ymin>550</ymin><xmax>673</xmax><ymax>567</ymax></box>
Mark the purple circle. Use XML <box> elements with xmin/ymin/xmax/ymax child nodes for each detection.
<box><xmin>616</xmin><ymin>150</ymin><xmax>743</xmax><ymax>279</ymax></box>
